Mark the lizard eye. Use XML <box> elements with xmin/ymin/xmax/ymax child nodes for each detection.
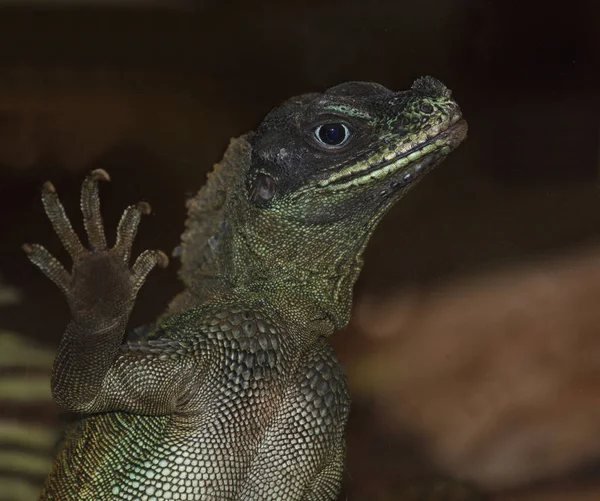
<box><xmin>251</xmin><ymin>174</ymin><xmax>276</xmax><ymax>203</ymax></box>
<box><xmin>314</xmin><ymin>123</ymin><xmax>350</xmax><ymax>147</ymax></box>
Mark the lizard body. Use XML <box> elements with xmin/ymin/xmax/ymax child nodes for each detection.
<box><xmin>25</xmin><ymin>77</ymin><xmax>467</xmax><ymax>500</ymax></box>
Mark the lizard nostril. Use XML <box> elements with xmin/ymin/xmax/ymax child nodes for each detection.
<box><xmin>419</xmin><ymin>103</ymin><xmax>434</xmax><ymax>114</ymax></box>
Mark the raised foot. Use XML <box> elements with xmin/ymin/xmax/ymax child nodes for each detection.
<box><xmin>24</xmin><ymin>169</ymin><xmax>168</xmax><ymax>321</ymax></box>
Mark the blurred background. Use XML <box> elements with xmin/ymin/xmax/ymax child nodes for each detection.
<box><xmin>0</xmin><ymin>0</ymin><xmax>598</xmax><ymax>500</ymax></box>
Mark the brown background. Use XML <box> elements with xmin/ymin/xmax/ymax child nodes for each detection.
<box><xmin>0</xmin><ymin>1</ymin><xmax>598</xmax><ymax>499</ymax></box>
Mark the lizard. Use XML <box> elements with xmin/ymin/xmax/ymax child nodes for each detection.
<box><xmin>23</xmin><ymin>76</ymin><xmax>467</xmax><ymax>501</ymax></box>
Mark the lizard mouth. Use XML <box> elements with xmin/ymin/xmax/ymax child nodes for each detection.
<box><xmin>320</xmin><ymin>117</ymin><xmax>468</xmax><ymax>190</ymax></box>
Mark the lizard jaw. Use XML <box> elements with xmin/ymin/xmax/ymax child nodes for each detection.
<box><xmin>318</xmin><ymin>117</ymin><xmax>468</xmax><ymax>191</ymax></box>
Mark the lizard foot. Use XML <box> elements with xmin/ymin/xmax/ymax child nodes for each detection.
<box><xmin>23</xmin><ymin>169</ymin><xmax>168</xmax><ymax>320</ymax></box>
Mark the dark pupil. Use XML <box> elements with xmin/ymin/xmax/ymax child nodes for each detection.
<box><xmin>319</xmin><ymin>123</ymin><xmax>346</xmax><ymax>145</ymax></box>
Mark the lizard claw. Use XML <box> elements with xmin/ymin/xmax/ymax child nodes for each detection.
<box><xmin>131</xmin><ymin>250</ymin><xmax>169</xmax><ymax>292</ymax></box>
<box><xmin>155</xmin><ymin>250</ymin><xmax>170</xmax><ymax>268</ymax></box>
<box><xmin>90</xmin><ymin>168</ymin><xmax>111</xmax><ymax>183</ymax></box>
<box><xmin>81</xmin><ymin>170</ymin><xmax>111</xmax><ymax>251</ymax></box>
<box><xmin>137</xmin><ymin>201</ymin><xmax>152</xmax><ymax>216</ymax></box>
<box><xmin>42</xmin><ymin>180</ymin><xmax>56</xmax><ymax>194</ymax></box>
<box><xmin>113</xmin><ymin>200</ymin><xmax>153</xmax><ymax>264</ymax></box>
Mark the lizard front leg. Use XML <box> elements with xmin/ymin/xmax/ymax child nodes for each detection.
<box><xmin>24</xmin><ymin>169</ymin><xmax>169</xmax><ymax>413</ymax></box>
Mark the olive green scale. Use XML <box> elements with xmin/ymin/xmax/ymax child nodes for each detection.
<box><xmin>41</xmin><ymin>303</ymin><xmax>350</xmax><ymax>500</ymax></box>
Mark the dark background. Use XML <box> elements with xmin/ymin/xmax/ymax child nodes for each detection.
<box><xmin>0</xmin><ymin>1</ymin><xmax>598</xmax><ymax>499</ymax></box>
<box><xmin>1</xmin><ymin>0</ymin><xmax>598</xmax><ymax>333</ymax></box>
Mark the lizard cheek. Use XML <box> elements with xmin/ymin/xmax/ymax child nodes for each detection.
<box><xmin>251</xmin><ymin>175</ymin><xmax>277</xmax><ymax>203</ymax></box>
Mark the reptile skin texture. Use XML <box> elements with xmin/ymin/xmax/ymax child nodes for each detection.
<box><xmin>25</xmin><ymin>77</ymin><xmax>467</xmax><ymax>500</ymax></box>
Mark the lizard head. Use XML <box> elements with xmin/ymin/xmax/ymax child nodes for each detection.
<box><xmin>247</xmin><ymin>76</ymin><xmax>466</xmax><ymax>222</ymax></box>
<box><xmin>179</xmin><ymin>77</ymin><xmax>466</xmax><ymax>328</ymax></box>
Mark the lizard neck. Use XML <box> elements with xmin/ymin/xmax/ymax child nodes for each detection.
<box><xmin>245</xmin><ymin>264</ymin><xmax>362</xmax><ymax>332</ymax></box>
<box><xmin>170</xmin><ymin>258</ymin><xmax>362</xmax><ymax>334</ymax></box>
<box><xmin>171</xmin><ymin>216</ymin><xmax>366</xmax><ymax>333</ymax></box>
<box><xmin>227</xmin><ymin>215</ymin><xmax>368</xmax><ymax>331</ymax></box>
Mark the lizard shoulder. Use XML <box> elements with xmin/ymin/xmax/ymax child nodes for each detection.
<box><xmin>149</xmin><ymin>303</ymin><xmax>289</xmax><ymax>365</ymax></box>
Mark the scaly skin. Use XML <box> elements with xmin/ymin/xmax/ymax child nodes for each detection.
<box><xmin>25</xmin><ymin>77</ymin><xmax>467</xmax><ymax>500</ymax></box>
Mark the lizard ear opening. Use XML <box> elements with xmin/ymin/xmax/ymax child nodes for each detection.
<box><xmin>250</xmin><ymin>175</ymin><xmax>277</xmax><ymax>203</ymax></box>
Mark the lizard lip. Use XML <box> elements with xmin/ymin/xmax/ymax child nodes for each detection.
<box><xmin>321</xmin><ymin>117</ymin><xmax>468</xmax><ymax>189</ymax></box>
